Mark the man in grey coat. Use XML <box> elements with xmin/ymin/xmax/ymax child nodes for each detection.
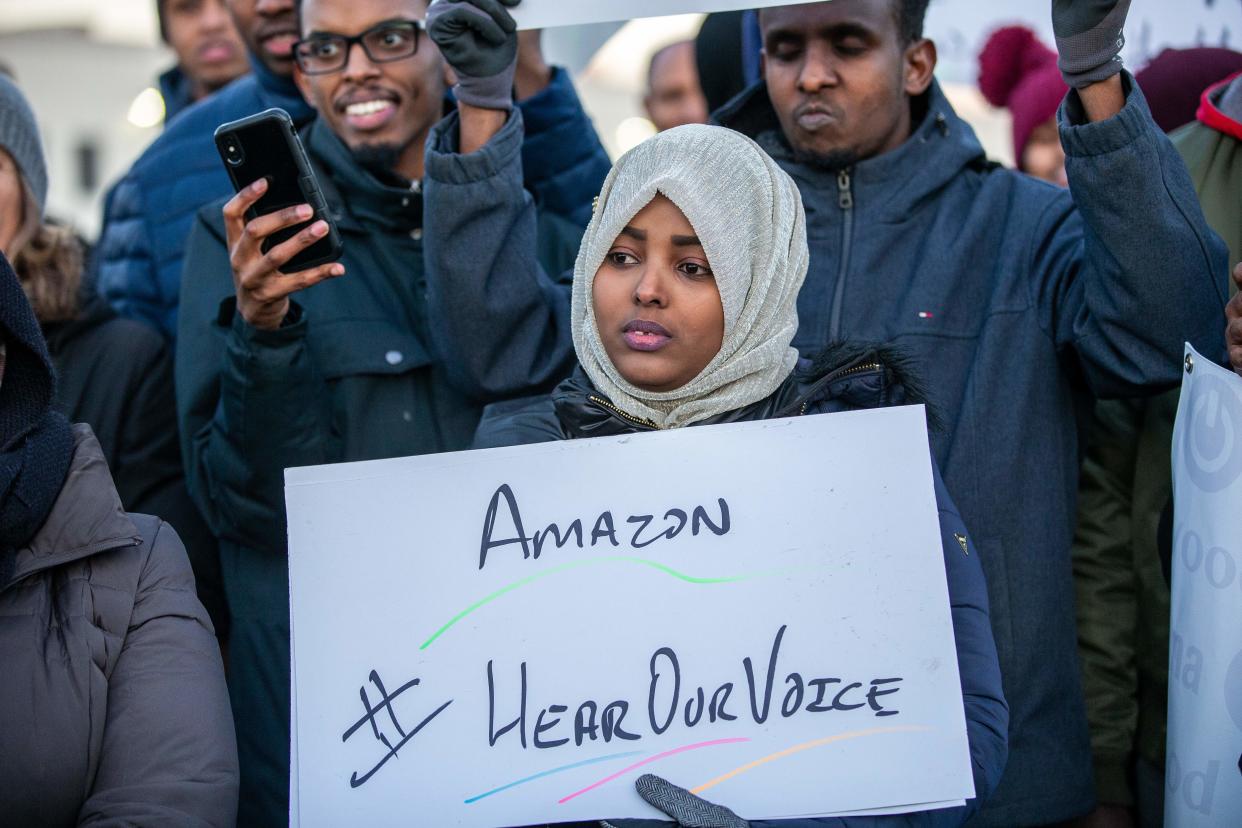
<box><xmin>422</xmin><ymin>1</ymin><xmax>1230</xmax><ymax>824</ymax></box>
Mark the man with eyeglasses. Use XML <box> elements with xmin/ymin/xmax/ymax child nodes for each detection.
<box><xmin>174</xmin><ymin>1</ymin><xmax>608</xmax><ymax>824</ymax></box>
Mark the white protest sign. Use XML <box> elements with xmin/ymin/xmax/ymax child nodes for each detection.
<box><xmin>286</xmin><ymin>406</ymin><xmax>973</xmax><ymax>826</ymax></box>
<box><xmin>508</xmin><ymin>0</ymin><xmax>808</xmax><ymax>30</ymax></box>
<box><xmin>1168</xmin><ymin>345</ymin><xmax>1242</xmax><ymax>827</ymax></box>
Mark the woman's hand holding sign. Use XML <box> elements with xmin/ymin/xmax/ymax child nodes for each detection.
<box><xmin>223</xmin><ymin>177</ymin><xmax>346</xmax><ymax>331</ymax></box>
<box><xmin>637</xmin><ymin>774</ymin><xmax>750</xmax><ymax>828</ymax></box>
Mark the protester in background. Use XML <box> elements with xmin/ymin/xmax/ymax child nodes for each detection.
<box><xmin>644</xmin><ymin>40</ymin><xmax>709</xmax><ymax>132</ymax></box>
<box><xmin>1183</xmin><ymin>73</ymin><xmax>1242</xmax><ymax>270</ymax></box>
<box><xmin>96</xmin><ymin>0</ymin><xmax>312</xmax><ymax>339</ymax></box>
<box><xmin>176</xmin><ymin>0</ymin><xmax>608</xmax><ymax>822</ymax></box>
<box><xmin>0</xmin><ymin>75</ymin><xmax>229</xmax><ymax>641</ymax></box>
<box><xmin>978</xmin><ymin>25</ymin><xmax>1068</xmax><ymax>186</ymax></box>
<box><xmin>426</xmin><ymin>1</ymin><xmax>1230</xmax><ymax>824</ymax></box>
<box><xmin>158</xmin><ymin>0</ymin><xmax>251</xmax><ymax>123</ymax></box>
<box><xmin>0</xmin><ymin>250</ymin><xmax>238</xmax><ymax>827</ymax></box>
<box><xmin>1076</xmin><ymin>69</ymin><xmax>1242</xmax><ymax>828</ymax></box>
<box><xmin>1135</xmin><ymin>47</ymin><xmax>1242</xmax><ymax>135</ymax></box>
<box><xmin>470</xmin><ymin>123</ymin><xmax>1008</xmax><ymax>827</ymax></box>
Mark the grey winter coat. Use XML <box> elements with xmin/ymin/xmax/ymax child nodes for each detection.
<box><xmin>0</xmin><ymin>425</ymin><xmax>238</xmax><ymax>826</ymax></box>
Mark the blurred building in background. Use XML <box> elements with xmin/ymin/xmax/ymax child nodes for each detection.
<box><xmin>0</xmin><ymin>1</ymin><xmax>166</xmax><ymax>238</ymax></box>
<box><xmin>2</xmin><ymin>0</ymin><xmax>1238</xmax><ymax>242</ymax></box>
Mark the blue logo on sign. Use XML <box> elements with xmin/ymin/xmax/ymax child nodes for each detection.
<box><xmin>1182</xmin><ymin>373</ymin><xmax>1242</xmax><ymax>493</ymax></box>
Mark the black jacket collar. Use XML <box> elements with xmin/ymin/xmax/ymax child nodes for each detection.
<box><xmin>552</xmin><ymin>343</ymin><xmax>927</xmax><ymax>439</ymax></box>
<box><xmin>304</xmin><ymin>118</ymin><xmax>423</xmax><ymax>235</ymax></box>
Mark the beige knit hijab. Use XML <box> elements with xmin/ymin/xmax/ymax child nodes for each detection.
<box><xmin>572</xmin><ymin>124</ymin><xmax>809</xmax><ymax>428</ymax></box>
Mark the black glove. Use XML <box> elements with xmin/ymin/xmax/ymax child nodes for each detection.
<box><xmin>426</xmin><ymin>0</ymin><xmax>520</xmax><ymax>110</ymax></box>
<box><xmin>636</xmin><ymin>774</ymin><xmax>750</xmax><ymax>828</ymax></box>
<box><xmin>1052</xmin><ymin>0</ymin><xmax>1131</xmax><ymax>88</ymax></box>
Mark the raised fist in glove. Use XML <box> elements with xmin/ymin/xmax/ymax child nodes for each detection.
<box><xmin>1052</xmin><ymin>0</ymin><xmax>1131</xmax><ymax>88</ymax></box>
<box><xmin>427</xmin><ymin>0</ymin><xmax>520</xmax><ymax>110</ymax></box>
<box><xmin>636</xmin><ymin>774</ymin><xmax>750</xmax><ymax>828</ymax></box>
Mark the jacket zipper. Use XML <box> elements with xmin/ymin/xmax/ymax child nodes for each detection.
<box><xmin>794</xmin><ymin>360</ymin><xmax>883</xmax><ymax>417</ymax></box>
<box><xmin>827</xmin><ymin>168</ymin><xmax>854</xmax><ymax>342</ymax></box>
<box><xmin>589</xmin><ymin>394</ymin><xmax>660</xmax><ymax>430</ymax></box>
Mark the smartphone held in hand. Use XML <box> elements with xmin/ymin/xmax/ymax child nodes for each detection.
<box><xmin>214</xmin><ymin>108</ymin><xmax>343</xmax><ymax>273</ymax></box>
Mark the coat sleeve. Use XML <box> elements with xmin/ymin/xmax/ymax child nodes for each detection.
<box><xmin>176</xmin><ymin>210</ymin><xmax>335</xmax><ymax>553</ymax></box>
<box><xmin>1071</xmin><ymin>399</ymin><xmax>1141</xmax><ymax>807</ymax></box>
<box><xmin>95</xmin><ymin>170</ymin><xmax>175</xmax><ymax>340</ymax></box>
<box><xmin>1028</xmin><ymin>71</ymin><xmax>1230</xmax><ymax>397</ymax></box>
<box><xmin>422</xmin><ymin>107</ymin><xmax>575</xmax><ymax>400</ymax></box>
<box><xmin>517</xmin><ymin>66</ymin><xmax>611</xmax><ymax>228</ymax></box>
<box><xmin>77</xmin><ymin>519</ymin><xmax>238</xmax><ymax>827</ymax></box>
<box><xmin>747</xmin><ymin>459</ymin><xmax>1009</xmax><ymax>828</ymax></box>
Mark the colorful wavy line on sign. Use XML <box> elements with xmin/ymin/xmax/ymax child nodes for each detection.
<box><xmin>419</xmin><ymin>558</ymin><xmax>792</xmax><ymax>650</ymax></box>
<box><xmin>464</xmin><ymin>751</ymin><xmax>645</xmax><ymax>804</ymax></box>
<box><xmin>558</xmin><ymin>738</ymin><xmax>751</xmax><ymax>804</ymax></box>
<box><xmin>691</xmin><ymin>726</ymin><xmax>933</xmax><ymax>795</ymax></box>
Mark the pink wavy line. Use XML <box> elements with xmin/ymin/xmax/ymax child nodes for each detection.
<box><xmin>557</xmin><ymin>737</ymin><xmax>750</xmax><ymax>804</ymax></box>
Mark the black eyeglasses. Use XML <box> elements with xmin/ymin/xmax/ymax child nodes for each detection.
<box><xmin>293</xmin><ymin>19</ymin><xmax>423</xmax><ymax>75</ymax></box>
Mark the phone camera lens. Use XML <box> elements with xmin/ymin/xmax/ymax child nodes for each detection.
<box><xmin>224</xmin><ymin>137</ymin><xmax>245</xmax><ymax>167</ymax></box>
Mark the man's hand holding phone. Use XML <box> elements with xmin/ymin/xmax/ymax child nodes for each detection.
<box><xmin>224</xmin><ymin>177</ymin><xmax>346</xmax><ymax>331</ymax></box>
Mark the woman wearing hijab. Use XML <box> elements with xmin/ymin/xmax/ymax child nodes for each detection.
<box><xmin>465</xmin><ymin>124</ymin><xmax>1008</xmax><ymax>826</ymax></box>
<box><xmin>0</xmin><ymin>251</ymin><xmax>238</xmax><ymax>825</ymax></box>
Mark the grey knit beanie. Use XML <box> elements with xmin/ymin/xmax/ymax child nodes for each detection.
<box><xmin>0</xmin><ymin>76</ymin><xmax>47</xmax><ymax>219</ymax></box>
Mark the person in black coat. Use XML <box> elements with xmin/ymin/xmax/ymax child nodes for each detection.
<box><xmin>0</xmin><ymin>74</ymin><xmax>229</xmax><ymax>641</ymax></box>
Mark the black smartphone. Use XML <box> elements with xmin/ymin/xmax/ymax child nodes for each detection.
<box><xmin>214</xmin><ymin>108</ymin><xmax>342</xmax><ymax>273</ymax></box>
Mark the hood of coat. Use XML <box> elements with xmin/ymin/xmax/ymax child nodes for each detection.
<box><xmin>551</xmin><ymin>341</ymin><xmax>930</xmax><ymax>439</ymax></box>
<box><xmin>3</xmin><ymin>424</ymin><xmax>140</xmax><ymax>591</ymax></box>
<box><xmin>713</xmin><ymin>78</ymin><xmax>990</xmax><ymax>223</ymax></box>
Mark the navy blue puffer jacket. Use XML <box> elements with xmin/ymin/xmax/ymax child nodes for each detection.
<box><xmin>94</xmin><ymin>60</ymin><xmax>312</xmax><ymax>340</ymax></box>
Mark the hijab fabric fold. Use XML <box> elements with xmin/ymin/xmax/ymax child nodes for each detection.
<box><xmin>571</xmin><ymin>123</ymin><xmax>809</xmax><ymax>428</ymax></box>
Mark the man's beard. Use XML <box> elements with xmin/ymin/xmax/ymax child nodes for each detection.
<box><xmin>792</xmin><ymin>146</ymin><xmax>862</xmax><ymax>173</ymax></box>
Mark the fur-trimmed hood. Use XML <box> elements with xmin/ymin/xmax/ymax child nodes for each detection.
<box><xmin>473</xmin><ymin>341</ymin><xmax>936</xmax><ymax>446</ymax></box>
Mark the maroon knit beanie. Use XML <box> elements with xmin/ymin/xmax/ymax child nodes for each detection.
<box><xmin>1136</xmin><ymin>47</ymin><xmax>1242</xmax><ymax>134</ymax></box>
<box><xmin>978</xmin><ymin>26</ymin><xmax>1068</xmax><ymax>170</ymax></box>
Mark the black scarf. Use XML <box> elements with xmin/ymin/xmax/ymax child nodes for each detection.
<box><xmin>0</xmin><ymin>252</ymin><xmax>73</xmax><ymax>586</ymax></box>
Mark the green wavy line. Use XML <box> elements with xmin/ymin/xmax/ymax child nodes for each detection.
<box><xmin>419</xmin><ymin>557</ymin><xmax>776</xmax><ymax>650</ymax></box>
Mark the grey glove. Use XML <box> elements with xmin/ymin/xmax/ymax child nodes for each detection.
<box><xmin>1052</xmin><ymin>0</ymin><xmax>1131</xmax><ymax>88</ymax></box>
<box><xmin>636</xmin><ymin>774</ymin><xmax>750</xmax><ymax>828</ymax></box>
<box><xmin>427</xmin><ymin>0</ymin><xmax>519</xmax><ymax>110</ymax></box>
